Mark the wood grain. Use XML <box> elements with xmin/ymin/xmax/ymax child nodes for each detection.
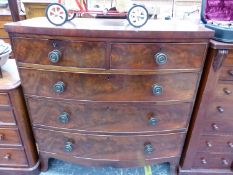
<box><xmin>0</xmin><ymin>93</ymin><xmax>10</xmax><ymax>106</ymax></box>
<box><xmin>111</xmin><ymin>43</ymin><xmax>207</xmax><ymax>70</ymax></box>
<box><xmin>0</xmin><ymin>128</ymin><xmax>22</xmax><ymax>146</ymax></box>
<box><xmin>20</xmin><ymin>68</ymin><xmax>199</xmax><ymax>102</ymax></box>
<box><xmin>26</xmin><ymin>97</ymin><xmax>192</xmax><ymax>133</ymax></box>
<box><xmin>0</xmin><ymin>108</ymin><xmax>16</xmax><ymax>126</ymax></box>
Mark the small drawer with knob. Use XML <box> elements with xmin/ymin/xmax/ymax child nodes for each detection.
<box><xmin>20</xmin><ymin>68</ymin><xmax>199</xmax><ymax>102</ymax></box>
<box><xmin>110</xmin><ymin>43</ymin><xmax>207</xmax><ymax>70</ymax></box>
<box><xmin>34</xmin><ymin>128</ymin><xmax>185</xmax><ymax>165</ymax></box>
<box><xmin>0</xmin><ymin>148</ymin><xmax>28</xmax><ymax>167</ymax></box>
<box><xmin>198</xmin><ymin>135</ymin><xmax>233</xmax><ymax>153</ymax></box>
<box><xmin>0</xmin><ymin>128</ymin><xmax>22</xmax><ymax>146</ymax></box>
<box><xmin>193</xmin><ymin>153</ymin><xmax>233</xmax><ymax>170</ymax></box>
<box><xmin>27</xmin><ymin>97</ymin><xmax>192</xmax><ymax>133</ymax></box>
<box><xmin>219</xmin><ymin>67</ymin><xmax>233</xmax><ymax>81</ymax></box>
<box><xmin>12</xmin><ymin>38</ymin><xmax>106</xmax><ymax>69</ymax></box>
<box><xmin>0</xmin><ymin>108</ymin><xmax>16</xmax><ymax>126</ymax></box>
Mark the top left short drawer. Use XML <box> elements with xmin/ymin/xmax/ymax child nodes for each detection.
<box><xmin>12</xmin><ymin>38</ymin><xmax>106</xmax><ymax>69</ymax></box>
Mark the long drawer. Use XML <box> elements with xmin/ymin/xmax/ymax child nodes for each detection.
<box><xmin>0</xmin><ymin>108</ymin><xmax>16</xmax><ymax>126</ymax></box>
<box><xmin>222</xmin><ymin>50</ymin><xmax>233</xmax><ymax>66</ymax></box>
<box><xmin>198</xmin><ymin>135</ymin><xmax>233</xmax><ymax>153</ymax></box>
<box><xmin>26</xmin><ymin>97</ymin><xmax>192</xmax><ymax>133</ymax></box>
<box><xmin>20</xmin><ymin>68</ymin><xmax>199</xmax><ymax>102</ymax></box>
<box><xmin>0</xmin><ymin>148</ymin><xmax>28</xmax><ymax>167</ymax></box>
<box><xmin>34</xmin><ymin>128</ymin><xmax>185</xmax><ymax>162</ymax></box>
<box><xmin>193</xmin><ymin>152</ymin><xmax>233</xmax><ymax>170</ymax></box>
<box><xmin>110</xmin><ymin>43</ymin><xmax>207</xmax><ymax>70</ymax></box>
<box><xmin>12</xmin><ymin>38</ymin><xmax>106</xmax><ymax>69</ymax></box>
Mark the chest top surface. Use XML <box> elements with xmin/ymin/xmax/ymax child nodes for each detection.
<box><xmin>4</xmin><ymin>17</ymin><xmax>214</xmax><ymax>40</ymax></box>
<box><xmin>0</xmin><ymin>59</ymin><xmax>20</xmax><ymax>90</ymax></box>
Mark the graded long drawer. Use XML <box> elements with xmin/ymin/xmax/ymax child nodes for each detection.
<box><xmin>26</xmin><ymin>97</ymin><xmax>192</xmax><ymax>133</ymax></box>
<box><xmin>20</xmin><ymin>68</ymin><xmax>199</xmax><ymax>102</ymax></box>
<box><xmin>0</xmin><ymin>128</ymin><xmax>21</xmax><ymax>146</ymax></box>
<box><xmin>34</xmin><ymin>128</ymin><xmax>185</xmax><ymax>163</ymax></box>
<box><xmin>12</xmin><ymin>38</ymin><xmax>106</xmax><ymax>69</ymax></box>
<box><xmin>0</xmin><ymin>109</ymin><xmax>16</xmax><ymax>126</ymax></box>
<box><xmin>110</xmin><ymin>43</ymin><xmax>207</xmax><ymax>70</ymax></box>
<box><xmin>0</xmin><ymin>93</ymin><xmax>10</xmax><ymax>106</ymax></box>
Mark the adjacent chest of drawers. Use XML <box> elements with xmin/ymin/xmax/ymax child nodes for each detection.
<box><xmin>179</xmin><ymin>40</ymin><xmax>233</xmax><ymax>175</ymax></box>
<box><xmin>5</xmin><ymin>17</ymin><xmax>214</xmax><ymax>174</ymax></box>
<box><xmin>0</xmin><ymin>59</ymin><xmax>39</xmax><ymax>175</ymax></box>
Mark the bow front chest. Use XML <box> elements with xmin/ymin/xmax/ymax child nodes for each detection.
<box><xmin>5</xmin><ymin>17</ymin><xmax>214</xmax><ymax>174</ymax></box>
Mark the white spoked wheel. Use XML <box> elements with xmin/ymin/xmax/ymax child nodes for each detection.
<box><xmin>46</xmin><ymin>3</ymin><xmax>68</xmax><ymax>26</ymax></box>
<box><xmin>127</xmin><ymin>5</ymin><xmax>149</xmax><ymax>28</ymax></box>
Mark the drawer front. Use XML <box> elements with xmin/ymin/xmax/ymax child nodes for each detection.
<box><xmin>111</xmin><ymin>43</ymin><xmax>207</xmax><ymax>70</ymax></box>
<box><xmin>0</xmin><ymin>93</ymin><xmax>10</xmax><ymax>106</ymax></box>
<box><xmin>223</xmin><ymin>50</ymin><xmax>233</xmax><ymax>66</ymax></box>
<box><xmin>0</xmin><ymin>108</ymin><xmax>16</xmax><ymax>126</ymax></box>
<box><xmin>198</xmin><ymin>135</ymin><xmax>233</xmax><ymax>153</ymax></box>
<box><xmin>219</xmin><ymin>67</ymin><xmax>233</xmax><ymax>81</ymax></box>
<box><xmin>0</xmin><ymin>148</ymin><xmax>28</xmax><ymax>167</ymax></box>
<box><xmin>0</xmin><ymin>128</ymin><xmax>21</xmax><ymax>146</ymax></box>
<box><xmin>215</xmin><ymin>83</ymin><xmax>233</xmax><ymax>102</ymax></box>
<box><xmin>20</xmin><ymin>69</ymin><xmax>199</xmax><ymax>102</ymax></box>
<box><xmin>193</xmin><ymin>153</ymin><xmax>233</xmax><ymax>170</ymax></box>
<box><xmin>13</xmin><ymin>38</ymin><xmax>106</xmax><ymax>68</ymax></box>
<box><xmin>27</xmin><ymin>98</ymin><xmax>192</xmax><ymax>133</ymax></box>
<box><xmin>34</xmin><ymin>128</ymin><xmax>185</xmax><ymax>161</ymax></box>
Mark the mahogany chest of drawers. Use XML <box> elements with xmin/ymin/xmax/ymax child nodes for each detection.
<box><xmin>5</xmin><ymin>17</ymin><xmax>214</xmax><ymax>174</ymax></box>
<box><xmin>179</xmin><ymin>40</ymin><xmax>233</xmax><ymax>175</ymax></box>
<box><xmin>0</xmin><ymin>59</ymin><xmax>39</xmax><ymax>175</ymax></box>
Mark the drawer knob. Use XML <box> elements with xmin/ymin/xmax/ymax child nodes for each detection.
<box><xmin>222</xmin><ymin>159</ymin><xmax>229</xmax><ymax>165</ymax></box>
<box><xmin>152</xmin><ymin>84</ymin><xmax>163</xmax><ymax>95</ymax></box>
<box><xmin>0</xmin><ymin>134</ymin><xmax>4</xmax><ymax>141</ymax></box>
<box><xmin>212</xmin><ymin>123</ymin><xmax>219</xmax><ymax>130</ymax></box>
<box><xmin>154</xmin><ymin>52</ymin><xmax>167</xmax><ymax>65</ymax></box>
<box><xmin>206</xmin><ymin>141</ymin><xmax>212</xmax><ymax>148</ymax></box>
<box><xmin>64</xmin><ymin>140</ymin><xmax>74</xmax><ymax>152</ymax></box>
<box><xmin>201</xmin><ymin>158</ymin><xmax>207</xmax><ymax>164</ymax></box>
<box><xmin>227</xmin><ymin>142</ymin><xmax>233</xmax><ymax>148</ymax></box>
<box><xmin>228</xmin><ymin>70</ymin><xmax>233</xmax><ymax>76</ymax></box>
<box><xmin>48</xmin><ymin>50</ymin><xmax>61</xmax><ymax>63</ymax></box>
<box><xmin>148</xmin><ymin>117</ymin><xmax>158</xmax><ymax>126</ymax></box>
<box><xmin>224</xmin><ymin>88</ymin><xmax>232</xmax><ymax>95</ymax></box>
<box><xmin>58</xmin><ymin>112</ymin><xmax>70</xmax><ymax>124</ymax></box>
<box><xmin>4</xmin><ymin>153</ymin><xmax>11</xmax><ymax>160</ymax></box>
<box><xmin>217</xmin><ymin>106</ymin><xmax>224</xmax><ymax>113</ymax></box>
<box><xmin>53</xmin><ymin>81</ymin><xmax>65</xmax><ymax>93</ymax></box>
<box><xmin>144</xmin><ymin>143</ymin><xmax>154</xmax><ymax>154</ymax></box>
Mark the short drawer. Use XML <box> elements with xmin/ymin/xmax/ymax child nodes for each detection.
<box><xmin>34</xmin><ymin>128</ymin><xmax>185</xmax><ymax>162</ymax></box>
<box><xmin>223</xmin><ymin>50</ymin><xmax>233</xmax><ymax>66</ymax></box>
<box><xmin>198</xmin><ymin>135</ymin><xmax>233</xmax><ymax>153</ymax></box>
<box><xmin>193</xmin><ymin>153</ymin><xmax>233</xmax><ymax>170</ymax></box>
<box><xmin>12</xmin><ymin>38</ymin><xmax>106</xmax><ymax>69</ymax></box>
<box><xmin>0</xmin><ymin>128</ymin><xmax>21</xmax><ymax>146</ymax></box>
<box><xmin>27</xmin><ymin>98</ymin><xmax>192</xmax><ymax>133</ymax></box>
<box><xmin>0</xmin><ymin>148</ymin><xmax>28</xmax><ymax>167</ymax></box>
<box><xmin>219</xmin><ymin>67</ymin><xmax>233</xmax><ymax>81</ymax></box>
<box><xmin>0</xmin><ymin>108</ymin><xmax>16</xmax><ymax>126</ymax></box>
<box><xmin>110</xmin><ymin>43</ymin><xmax>207</xmax><ymax>70</ymax></box>
<box><xmin>20</xmin><ymin>68</ymin><xmax>199</xmax><ymax>102</ymax></box>
<box><xmin>215</xmin><ymin>83</ymin><xmax>233</xmax><ymax>102</ymax></box>
<box><xmin>0</xmin><ymin>93</ymin><xmax>10</xmax><ymax>106</ymax></box>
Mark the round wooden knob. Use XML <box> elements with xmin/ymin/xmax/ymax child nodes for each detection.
<box><xmin>217</xmin><ymin>106</ymin><xmax>224</xmax><ymax>113</ymax></box>
<box><xmin>152</xmin><ymin>84</ymin><xmax>163</xmax><ymax>95</ymax></box>
<box><xmin>4</xmin><ymin>153</ymin><xmax>11</xmax><ymax>160</ymax></box>
<box><xmin>228</xmin><ymin>70</ymin><xmax>233</xmax><ymax>76</ymax></box>
<box><xmin>154</xmin><ymin>52</ymin><xmax>167</xmax><ymax>65</ymax></box>
<box><xmin>224</xmin><ymin>88</ymin><xmax>232</xmax><ymax>95</ymax></box>
<box><xmin>212</xmin><ymin>123</ymin><xmax>219</xmax><ymax>130</ymax></box>
<box><xmin>48</xmin><ymin>49</ymin><xmax>61</xmax><ymax>63</ymax></box>
<box><xmin>206</xmin><ymin>141</ymin><xmax>212</xmax><ymax>148</ymax></box>
<box><xmin>53</xmin><ymin>81</ymin><xmax>65</xmax><ymax>93</ymax></box>
<box><xmin>201</xmin><ymin>158</ymin><xmax>207</xmax><ymax>164</ymax></box>
<box><xmin>227</xmin><ymin>142</ymin><xmax>233</xmax><ymax>148</ymax></box>
<box><xmin>222</xmin><ymin>159</ymin><xmax>229</xmax><ymax>165</ymax></box>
